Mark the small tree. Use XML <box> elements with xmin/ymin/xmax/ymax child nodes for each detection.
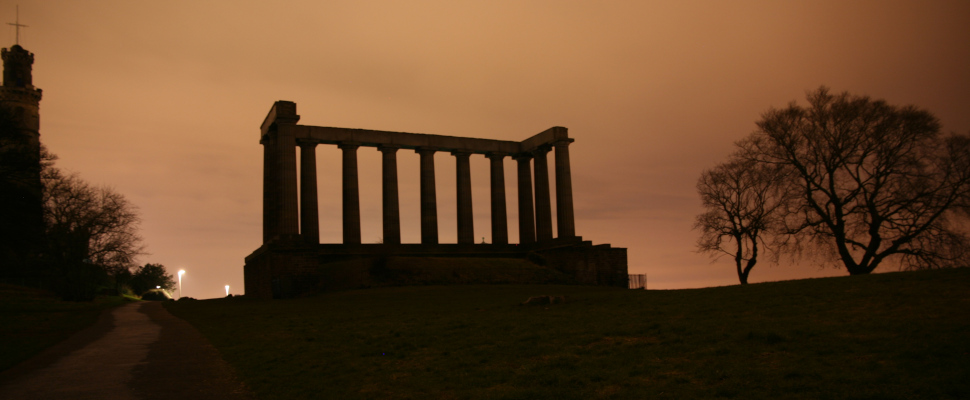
<box><xmin>695</xmin><ymin>158</ymin><xmax>790</xmax><ymax>284</ymax></box>
<box><xmin>129</xmin><ymin>263</ymin><xmax>176</xmax><ymax>295</ymax></box>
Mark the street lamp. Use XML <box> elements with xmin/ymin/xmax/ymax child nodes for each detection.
<box><xmin>225</xmin><ymin>285</ymin><xmax>230</xmax><ymax>297</ymax></box>
<box><xmin>178</xmin><ymin>270</ymin><xmax>185</xmax><ymax>299</ymax></box>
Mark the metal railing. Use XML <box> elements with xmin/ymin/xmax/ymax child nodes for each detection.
<box><xmin>628</xmin><ymin>274</ymin><xmax>646</xmax><ymax>289</ymax></box>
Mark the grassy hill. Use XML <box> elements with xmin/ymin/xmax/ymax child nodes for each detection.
<box><xmin>167</xmin><ymin>268</ymin><xmax>970</xmax><ymax>399</ymax></box>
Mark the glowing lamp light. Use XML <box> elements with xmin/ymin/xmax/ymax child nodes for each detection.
<box><xmin>177</xmin><ymin>269</ymin><xmax>186</xmax><ymax>299</ymax></box>
<box><xmin>225</xmin><ymin>285</ymin><xmax>230</xmax><ymax>296</ymax></box>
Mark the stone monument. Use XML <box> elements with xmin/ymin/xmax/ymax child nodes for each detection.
<box><xmin>245</xmin><ymin>101</ymin><xmax>627</xmax><ymax>298</ymax></box>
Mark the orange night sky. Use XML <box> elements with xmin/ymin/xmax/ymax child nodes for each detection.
<box><xmin>6</xmin><ymin>1</ymin><xmax>969</xmax><ymax>299</ymax></box>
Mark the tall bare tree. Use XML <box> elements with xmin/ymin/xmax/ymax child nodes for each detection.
<box><xmin>695</xmin><ymin>158</ymin><xmax>790</xmax><ymax>284</ymax></box>
<box><xmin>740</xmin><ymin>87</ymin><xmax>970</xmax><ymax>274</ymax></box>
<box><xmin>43</xmin><ymin>168</ymin><xmax>144</xmax><ymax>278</ymax></box>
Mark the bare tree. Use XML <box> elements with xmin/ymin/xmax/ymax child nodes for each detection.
<box><xmin>695</xmin><ymin>157</ymin><xmax>790</xmax><ymax>284</ymax></box>
<box><xmin>42</xmin><ymin>169</ymin><xmax>144</xmax><ymax>277</ymax></box>
<box><xmin>740</xmin><ymin>87</ymin><xmax>970</xmax><ymax>274</ymax></box>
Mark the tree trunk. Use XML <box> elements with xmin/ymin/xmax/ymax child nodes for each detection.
<box><xmin>846</xmin><ymin>262</ymin><xmax>877</xmax><ymax>275</ymax></box>
<box><xmin>735</xmin><ymin>235</ymin><xmax>758</xmax><ymax>285</ymax></box>
<box><xmin>734</xmin><ymin>235</ymin><xmax>747</xmax><ymax>285</ymax></box>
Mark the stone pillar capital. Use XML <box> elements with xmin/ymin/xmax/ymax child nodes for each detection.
<box><xmin>451</xmin><ymin>150</ymin><xmax>472</xmax><ymax>157</ymax></box>
<box><xmin>552</xmin><ymin>138</ymin><xmax>575</xmax><ymax>147</ymax></box>
<box><xmin>512</xmin><ymin>153</ymin><xmax>533</xmax><ymax>161</ymax></box>
<box><xmin>415</xmin><ymin>147</ymin><xmax>438</xmax><ymax>155</ymax></box>
<box><xmin>531</xmin><ymin>145</ymin><xmax>552</xmax><ymax>156</ymax></box>
<box><xmin>378</xmin><ymin>145</ymin><xmax>401</xmax><ymax>153</ymax></box>
<box><xmin>297</xmin><ymin>141</ymin><xmax>318</xmax><ymax>149</ymax></box>
<box><xmin>485</xmin><ymin>152</ymin><xmax>508</xmax><ymax>160</ymax></box>
<box><xmin>338</xmin><ymin>142</ymin><xmax>360</xmax><ymax>150</ymax></box>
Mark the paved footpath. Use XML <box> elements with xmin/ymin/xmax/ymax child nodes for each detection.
<box><xmin>0</xmin><ymin>302</ymin><xmax>256</xmax><ymax>400</ymax></box>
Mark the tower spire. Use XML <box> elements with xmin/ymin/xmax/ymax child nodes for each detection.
<box><xmin>7</xmin><ymin>5</ymin><xmax>27</xmax><ymax>45</ymax></box>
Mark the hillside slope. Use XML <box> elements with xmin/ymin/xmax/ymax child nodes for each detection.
<box><xmin>168</xmin><ymin>268</ymin><xmax>970</xmax><ymax>399</ymax></box>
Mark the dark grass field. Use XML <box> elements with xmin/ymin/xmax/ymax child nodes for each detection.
<box><xmin>166</xmin><ymin>268</ymin><xmax>970</xmax><ymax>399</ymax></box>
<box><xmin>0</xmin><ymin>285</ymin><xmax>130</xmax><ymax>372</ymax></box>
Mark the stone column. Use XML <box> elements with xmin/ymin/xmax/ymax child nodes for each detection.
<box><xmin>261</xmin><ymin>135</ymin><xmax>279</xmax><ymax>243</ymax></box>
<box><xmin>416</xmin><ymin>148</ymin><xmax>439</xmax><ymax>244</ymax></box>
<box><xmin>339</xmin><ymin>143</ymin><xmax>361</xmax><ymax>244</ymax></box>
<box><xmin>260</xmin><ymin>100</ymin><xmax>300</xmax><ymax>243</ymax></box>
<box><xmin>299</xmin><ymin>142</ymin><xmax>320</xmax><ymax>244</ymax></box>
<box><xmin>487</xmin><ymin>153</ymin><xmax>508</xmax><ymax>245</ymax></box>
<box><xmin>276</xmin><ymin>125</ymin><xmax>300</xmax><ymax>237</ymax></box>
<box><xmin>554</xmin><ymin>139</ymin><xmax>576</xmax><ymax>238</ymax></box>
<box><xmin>453</xmin><ymin>151</ymin><xmax>474</xmax><ymax>244</ymax></box>
<box><xmin>380</xmin><ymin>146</ymin><xmax>401</xmax><ymax>244</ymax></box>
<box><xmin>532</xmin><ymin>146</ymin><xmax>553</xmax><ymax>242</ymax></box>
<box><xmin>514</xmin><ymin>154</ymin><xmax>536</xmax><ymax>244</ymax></box>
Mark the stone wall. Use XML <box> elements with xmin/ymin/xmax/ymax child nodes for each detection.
<box><xmin>244</xmin><ymin>236</ymin><xmax>318</xmax><ymax>299</ymax></box>
<box><xmin>244</xmin><ymin>239</ymin><xmax>628</xmax><ymax>298</ymax></box>
<box><xmin>537</xmin><ymin>242</ymin><xmax>628</xmax><ymax>287</ymax></box>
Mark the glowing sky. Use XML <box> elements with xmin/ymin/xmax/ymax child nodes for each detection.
<box><xmin>7</xmin><ymin>1</ymin><xmax>969</xmax><ymax>299</ymax></box>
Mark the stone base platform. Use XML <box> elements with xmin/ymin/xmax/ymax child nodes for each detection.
<box><xmin>244</xmin><ymin>237</ymin><xmax>627</xmax><ymax>299</ymax></box>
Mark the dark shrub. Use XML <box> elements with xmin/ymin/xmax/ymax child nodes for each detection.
<box><xmin>55</xmin><ymin>262</ymin><xmax>109</xmax><ymax>301</ymax></box>
<box><xmin>141</xmin><ymin>288</ymin><xmax>172</xmax><ymax>301</ymax></box>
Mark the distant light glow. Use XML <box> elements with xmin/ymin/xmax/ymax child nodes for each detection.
<box><xmin>225</xmin><ymin>285</ymin><xmax>230</xmax><ymax>296</ymax></box>
<box><xmin>178</xmin><ymin>269</ymin><xmax>185</xmax><ymax>299</ymax></box>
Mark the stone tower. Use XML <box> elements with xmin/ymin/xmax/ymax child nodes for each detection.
<box><xmin>0</xmin><ymin>44</ymin><xmax>44</xmax><ymax>275</ymax></box>
<box><xmin>1</xmin><ymin>44</ymin><xmax>42</xmax><ymax>135</ymax></box>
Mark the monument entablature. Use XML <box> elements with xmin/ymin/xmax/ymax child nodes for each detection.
<box><xmin>281</xmin><ymin>122</ymin><xmax>571</xmax><ymax>156</ymax></box>
<box><xmin>246</xmin><ymin>100</ymin><xmax>627</xmax><ymax>298</ymax></box>
<box><xmin>261</xmin><ymin>101</ymin><xmax>571</xmax><ymax>156</ymax></box>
